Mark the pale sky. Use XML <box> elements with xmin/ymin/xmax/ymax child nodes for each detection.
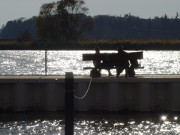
<box><xmin>0</xmin><ymin>0</ymin><xmax>180</xmax><ymax>27</ymax></box>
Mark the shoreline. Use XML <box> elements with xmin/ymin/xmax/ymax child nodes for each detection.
<box><xmin>0</xmin><ymin>39</ymin><xmax>180</xmax><ymax>50</ymax></box>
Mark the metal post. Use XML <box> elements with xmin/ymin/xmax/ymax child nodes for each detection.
<box><xmin>65</xmin><ymin>72</ymin><xmax>74</xmax><ymax>135</ymax></box>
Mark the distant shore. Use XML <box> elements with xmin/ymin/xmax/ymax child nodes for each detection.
<box><xmin>0</xmin><ymin>39</ymin><xmax>180</xmax><ymax>50</ymax></box>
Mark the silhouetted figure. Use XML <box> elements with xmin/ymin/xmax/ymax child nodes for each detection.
<box><xmin>126</xmin><ymin>59</ymin><xmax>139</xmax><ymax>77</ymax></box>
<box><xmin>93</xmin><ymin>46</ymin><xmax>101</xmax><ymax>69</ymax></box>
<box><xmin>116</xmin><ymin>46</ymin><xmax>129</xmax><ymax>78</ymax></box>
<box><xmin>130</xmin><ymin>59</ymin><xmax>139</xmax><ymax>68</ymax></box>
<box><xmin>92</xmin><ymin>47</ymin><xmax>113</xmax><ymax>77</ymax></box>
<box><xmin>101</xmin><ymin>54</ymin><xmax>113</xmax><ymax>76</ymax></box>
<box><xmin>91</xmin><ymin>47</ymin><xmax>101</xmax><ymax>77</ymax></box>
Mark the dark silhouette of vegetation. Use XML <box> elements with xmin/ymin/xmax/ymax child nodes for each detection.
<box><xmin>1</xmin><ymin>13</ymin><xmax>180</xmax><ymax>40</ymax></box>
<box><xmin>85</xmin><ymin>14</ymin><xmax>180</xmax><ymax>39</ymax></box>
<box><xmin>36</xmin><ymin>0</ymin><xmax>93</xmax><ymax>41</ymax></box>
<box><xmin>0</xmin><ymin>39</ymin><xmax>180</xmax><ymax>50</ymax></box>
<box><xmin>17</xmin><ymin>30</ymin><xmax>32</xmax><ymax>43</ymax></box>
<box><xmin>0</xmin><ymin>17</ymin><xmax>37</xmax><ymax>39</ymax></box>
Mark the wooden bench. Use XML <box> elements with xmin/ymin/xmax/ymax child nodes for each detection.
<box><xmin>82</xmin><ymin>51</ymin><xmax>143</xmax><ymax>78</ymax></box>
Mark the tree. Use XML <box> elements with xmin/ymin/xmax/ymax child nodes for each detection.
<box><xmin>17</xmin><ymin>30</ymin><xmax>32</xmax><ymax>42</ymax></box>
<box><xmin>36</xmin><ymin>0</ymin><xmax>93</xmax><ymax>41</ymax></box>
<box><xmin>36</xmin><ymin>3</ymin><xmax>58</xmax><ymax>40</ymax></box>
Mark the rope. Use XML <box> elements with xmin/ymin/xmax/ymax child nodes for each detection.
<box><xmin>74</xmin><ymin>77</ymin><xmax>93</xmax><ymax>100</ymax></box>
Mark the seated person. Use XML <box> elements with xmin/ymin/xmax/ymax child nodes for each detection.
<box><xmin>115</xmin><ymin>46</ymin><xmax>129</xmax><ymax>78</ymax></box>
<box><xmin>93</xmin><ymin>46</ymin><xmax>101</xmax><ymax>69</ymax></box>
<box><xmin>130</xmin><ymin>59</ymin><xmax>139</xmax><ymax>68</ymax></box>
<box><xmin>125</xmin><ymin>59</ymin><xmax>139</xmax><ymax>77</ymax></box>
<box><xmin>101</xmin><ymin>54</ymin><xmax>113</xmax><ymax>76</ymax></box>
<box><xmin>91</xmin><ymin>47</ymin><xmax>101</xmax><ymax>77</ymax></box>
<box><xmin>93</xmin><ymin>47</ymin><xmax>113</xmax><ymax>77</ymax></box>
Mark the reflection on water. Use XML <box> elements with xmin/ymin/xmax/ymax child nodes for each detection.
<box><xmin>74</xmin><ymin>114</ymin><xmax>180</xmax><ymax>135</ymax></box>
<box><xmin>1</xmin><ymin>113</ymin><xmax>180</xmax><ymax>134</ymax></box>
<box><xmin>0</xmin><ymin>50</ymin><xmax>179</xmax><ymax>75</ymax></box>
<box><xmin>0</xmin><ymin>120</ymin><xmax>64</xmax><ymax>134</ymax></box>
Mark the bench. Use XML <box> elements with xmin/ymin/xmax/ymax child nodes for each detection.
<box><xmin>82</xmin><ymin>51</ymin><xmax>143</xmax><ymax>78</ymax></box>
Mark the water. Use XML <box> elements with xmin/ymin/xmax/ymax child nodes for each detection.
<box><xmin>0</xmin><ymin>50</ymin><xmax>180</xmax><ymax>134</ymax></box>
<box><xmin>0</xmin><ymin>113</ymin><xmax>180</xmax><ymax>134</ymax></box>
<box><xmin>0</xmin><ymin>50</ymin><xmax>179</xmax><ymax>75</ymax></box>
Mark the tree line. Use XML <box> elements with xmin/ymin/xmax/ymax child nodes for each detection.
<box><xmin>1</xmin><ymin>12</ymin><xmax>180</xmax><ymax>40</ymax></box>
<box><xmin>88</xmin><ymin>14</ymin><xmax>180</xmax><ymax>39</ymax></box>
<box><xmin>0</xmin><ymin>17</ymin><xmax>37</xmax><ymax>40</ymax></box>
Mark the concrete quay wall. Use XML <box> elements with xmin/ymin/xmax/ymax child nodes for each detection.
<box><xmin>0</xmin><ymin>75</ymin><xmax>180</xmax><ymax>112</ymax></box>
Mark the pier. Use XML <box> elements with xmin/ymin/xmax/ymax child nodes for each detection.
<box><xmin>0</xmin><ymin>75</ymin><xmax>180</xmax><ymax>112</ymax></box>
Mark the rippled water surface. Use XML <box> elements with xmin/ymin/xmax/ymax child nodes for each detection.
<box><xmin>0</xmin><ymin>50</ymin><xmax>179</xmax><ymax>75</ymax></box>
<box><xmin>1</xmin><ymin>113</ymin><xmax>180</xmax><ymax>134</ymax></box>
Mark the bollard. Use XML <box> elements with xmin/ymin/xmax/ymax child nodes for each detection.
<box><xmin>65</xmin><ymin>72</ymin><xmax>74</xmax><ymax>135</ymax></box>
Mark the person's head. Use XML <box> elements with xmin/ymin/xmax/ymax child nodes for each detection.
<box><xmin>117</xmin><ymin>46</ymin><xmax>123</xmax><ymax>53</ymax></box>
<box><xmin>95</xmin><ymin>46</ymin><xmax>100</xmax><ymax>53</ymax></box>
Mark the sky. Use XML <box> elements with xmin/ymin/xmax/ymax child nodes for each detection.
<box><xmin>0</xmin><ymin>0</ymin><xmax>180</xmax><ymax>28</ymax></box>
